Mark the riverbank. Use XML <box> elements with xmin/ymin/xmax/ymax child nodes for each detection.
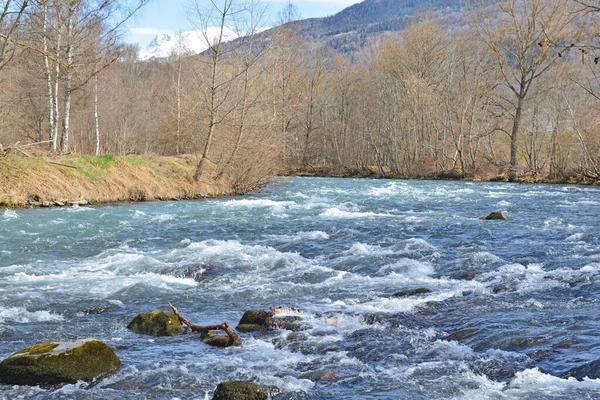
<box><xmin>283</xmin><ymin>165</ymin><xmax>600</xmax><ymax>185</ymax></box>
<box><xmin>0</xmin><ymin>154</ymin><xmax>233</xmax><ymax>208</ymax></box>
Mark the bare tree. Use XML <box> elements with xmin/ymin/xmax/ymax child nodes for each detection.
<box><xmin>469</xmin><ymin>0</ymin><xmax>582</xmax><ymax>180</ymax></box>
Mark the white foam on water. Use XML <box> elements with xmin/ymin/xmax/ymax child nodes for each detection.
<box><xmin>0</xmin><ymin>306</ymin><xmax>63</xmax><ymax>323</ymax></box>
<box><xmin>566</xmin><ymin>232</ymin><xmax>586</xmax><ymax>242</ymax></box>
<box><xmin>66</xmin><ymin>205</ymin><xmax>94</xmax><ymax>213</ymax></box>
<box><xmin>404</xmin><ymin>238</ymin><xmax>437</xmax><ymax>251</ymax></box>
<box><xmin>319</xmin><ymin>207</ymin><xmax>394</xmax><ymax>219</ymax></box>
<box><xmin>479</xmin><ymin>262</ymin><xmax>600</xmax><ymax>294</ymax></box>
<box><xmin>151</xmin><ymin>214</ymin><xmax>175</xmax><ymax>222</ymax></box>
<box><xmin>223</xmin><ymin>199</ymin><xmax>297</xmax><ymax>209</ymax></box>
<box><xmin>377</xmin><ymin>258</ymin><xmax>435</xmax><ymax>277</ymax></box>
<box><xmin>266</xmin><ymin>231</ymin><xmax>330</xmax><ymax>242</ymax></box>
<box><xmin>368</xmin><ymin>183</ymin><xmax>405</xmax><ymax>197</ymax></box>
<box><xmin>2</xmin><ymin>210</ymin><xmax>18</xmax><ymax>219</ymax></box>
<box><xmin>456</xmin><ymin>368</ymin><xmax>600</xmax><ymax>399</ymax></box>
<box><xmin>288</xmin><ymin>191</ymin><xmax>309</xmax><ymax>199</ymax></box>
<box><xmin>345</xmin><ymin>242</ymin><xmax>396</xmax><ymax>256</ymax></box>
<box><xmin>133</xmin><ymin>210</ymin><xmax>146</xmax><ymax>217</ymax></box>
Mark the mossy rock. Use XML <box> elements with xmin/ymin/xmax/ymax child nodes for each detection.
<box><xmin>202</xmin><ymin>335</ymin><xmax>238</xmax><ymax>348</ymax></box>
<box><xmin>127</xmin><ymin>310</ymin><xmax>185</xmax><ymax>336</ymax></box>
<box><xmin>0</xmin><ymin>339</ymin><xmax>120</xmax><ymax>386</ymax></box>
<box><xmin>212</xmin><ymin>381</ymin><xmax>268</xmax><ymax>400</ymax></box>
<box><xmin>483</xmin><ymin>212</ymin><xmax>508</xmax><ymax>220</ymax></box>
<box><xmin>393</xmin><ymin>288</ymin><xmax>432</xmax><ymax>297</ymax></box>
<box><xmin>237</xmin><ymin>324</ymin><xmax>265</xmax><ymax>333</ymax></box>
<box><xmin>237</xmin><ymin>310</ymin><xmax>273</xmax><ymax>327</ymax></box>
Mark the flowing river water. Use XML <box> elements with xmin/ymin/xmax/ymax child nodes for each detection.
<box><xmin>1</xmin><ymin>177</ymin><xmax>600</xmax><ymax>399</ymax></box>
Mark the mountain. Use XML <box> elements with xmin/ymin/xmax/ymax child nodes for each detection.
<box><xmin>139</xmin><ymin>0</ymin><xmax>468</xmax><ymax>59</ymax></box>
<box><xmin>139</xmin><ymin>27</ymin><xmax>238</xmax><ymax>60</ymax></box>
<box><xmin>292</xmin><ymin>0</ymin><xmax>467</xmax><ymax>53</ymax></box>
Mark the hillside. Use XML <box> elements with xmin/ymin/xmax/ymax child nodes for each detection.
<box><xmin>141</xmin><ymin>0</ymin><xmax>469</xmax><ymax>58</ymax></box>
<box><xmin>275</xmin><ymin>0</ymin><xmax>468</xmax><ymax>54</ymax></box>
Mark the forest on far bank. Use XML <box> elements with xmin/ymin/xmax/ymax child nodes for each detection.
<box><xmin>1</xmin><ymin>0</ymin><xmax>600</xmax><ymax>190</ymax></box>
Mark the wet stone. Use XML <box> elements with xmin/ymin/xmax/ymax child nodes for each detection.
<box><xmin>451</xmin><ymin>271</ymin><xmax>479</xmax><ymax>281</ymax></box>
<box><xmin>472</xmin><ymin>360</ymin><xmax>517</xmax><ymax>383</ymax></box>
<box><xmin>483</xmin><ymin>212</ymin><xmax>508</xmax><ymax>220</ymax></box>
<box><xmin>184</xmin><ymin>265</ymin><xmax>207</xmax><ymax>282</ymax></box>
<box><xmin>562</xmin><ymin>358</ymin><xmax>600</xmax><ymax>380</ymax></box>
<box><xmin>212</xmin><ymin>381</ymin><xmax>268</xmax><ymax>400</ymax></box>
<box><xmin>237</xmin><ymin>310</ymin><xmax>273</xmax><ymax>327</ymax></box>
<box><xmin>202</xmin><ymin>336</ymin><xmax>235</xmax><ymax>348</ymax></box>
<box><xmin>393</xmin><ymin>288</ymin><xmax>432</xmax><ymax>297</ymax></box>
<box><xmin>444</xmin><ymin>328</ymin><xmax>479</xmax><ymax>342</ymax></box>
<box><xmin>127</xmin><ymin>310</ymin><xmax>185</xmax><ymax>336</ymax></box>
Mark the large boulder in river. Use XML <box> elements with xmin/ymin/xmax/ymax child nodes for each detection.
<box><xmin>127</xmin><ymin>310</ymin><xmax>185</xmax><ymax>336</ymax></box>
<box><xmin>212</xmin><ymin>381</ymin><xmax>268</xmax><ymax>400</ymax></box>
<box><xmin>0</xmin><ymin>339</ymin><xmax>120</xmax><ymax>386</ymax></box>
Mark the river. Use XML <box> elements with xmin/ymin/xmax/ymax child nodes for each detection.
<box><xmin>1</xmin><ymin>177</ymin><xmax>600</xmax><ymax>399</ymax></box>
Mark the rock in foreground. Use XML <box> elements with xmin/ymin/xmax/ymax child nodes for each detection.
<box><xmin>0</xmin><ymin>339</ymin><xmax>120</xmax><ymax>386</ymax></box>
<box><xmin>127</xmin><ymin>310</ymin><xmax>185</xmax><ymax>336</ymax></box>
<box><xmin>212</xmin><ymin>381</ymin><xmax>268</xmax><ymax>400</ymax></box>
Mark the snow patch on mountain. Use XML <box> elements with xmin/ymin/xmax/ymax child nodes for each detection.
<box><xmin>139</xmin><ymin>27</ymin><xmax>239</xmax><ymax>60</ymax></box>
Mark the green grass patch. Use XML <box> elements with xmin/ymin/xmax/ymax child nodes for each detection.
<box><xmin>122</xmin><ymin>155</ymin><xmax>147</xmax><ymax>167</ymax></box>
<box><xmin>79</xmin><ymin>154</ymin><xmax>116</xmax><ymax>169</ymax></box>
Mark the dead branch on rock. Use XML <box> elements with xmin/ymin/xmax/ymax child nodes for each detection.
<box><xmin>169</xmin><ymin>303</ymin><xmax>240</xmax><ymax>346</ymax></box>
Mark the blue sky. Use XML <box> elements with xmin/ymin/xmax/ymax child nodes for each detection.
<box><xmin>125</xmin><ymin>0</ymin><xmax>363</xmax><ymax>49</ymax></box>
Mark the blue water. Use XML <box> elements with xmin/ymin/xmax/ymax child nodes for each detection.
<box><xmin>1</xmin><ymin>177</ymin><xmax>600</xmax><ymax>399</ymax></box>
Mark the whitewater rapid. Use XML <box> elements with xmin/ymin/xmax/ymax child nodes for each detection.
<box><xmin>1</xmin><ymin>178</ymin><xmax>600</xmax><ymax>399</ymax></box>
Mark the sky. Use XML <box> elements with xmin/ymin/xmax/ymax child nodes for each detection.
<box><xmin>125</xmin><ymin>0</ymin><xmax>363</xmax><ymax>50</ymax></box>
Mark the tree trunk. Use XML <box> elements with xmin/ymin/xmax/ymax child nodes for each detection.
<box><xmin>94</xmin><ymin>69</ymin><xmax>100</xmax><ymax>156</ymax></box>
<box><xmin>61</xmin><ymin>8</ymin><xmax>74</xmax><ymax>154</ymax></box>
<box><xmin>509</xmin><ymin>96</ymin><xmax>524</xmax><ymax>182</ymax></box>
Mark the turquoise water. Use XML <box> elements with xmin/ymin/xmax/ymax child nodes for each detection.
<box><xmin>1</xmin><ymin>177</ymin><xmax>600</xmax><ymax>399</ymax></box>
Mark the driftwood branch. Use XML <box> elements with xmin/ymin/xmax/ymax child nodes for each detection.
<box><xmin>169</xmin><ymin>302</ymin><xmax>240</xmax><ymax>346</ymax></box>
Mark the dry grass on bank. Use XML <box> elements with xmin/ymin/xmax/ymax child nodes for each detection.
<box><xmin>0</xmin><ymin>154</ymin><xmax>234</xmax><ymax>208</ymax></box>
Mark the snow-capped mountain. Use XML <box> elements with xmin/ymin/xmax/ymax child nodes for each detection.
<box><xmin>139</xmin><ymin>27</ymin><xmax>239</xmax><ymax>60</ymax></box>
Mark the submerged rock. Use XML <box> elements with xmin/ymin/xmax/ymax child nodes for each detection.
<box><xmin>444</xmin><ymin>328</ymin><xmax>479</xmax><ymax>342</ymax></box>
<box><xmin>393</xmin><ymin>288</ymin><xmax>432</xmax><ymax>297</ymax></box>
<box><xmin>237</xmin><ymin>310</ymin><xmax>305</xmax><ymax>332</ymax></box>
<box><xmin>562</xmin><ymin>359</ymin><xmax>600</xmax><ymax>380</ymax></box>
<box><xmin>483</xmin><ymin>212</ymin><xmax>508</xmax><ymax>220</ymax></box>
<box><xmin>127</xmin><ymin>310</ymin><xmax>185</xmax><ymax>336</ymax></box>
<box><xmin>0</xmin><ymin>339</ymin><xmax>120</xmax><ymax>386</ymax></box>
<box><xmin>472</xmin><ymin>360</ymin><xmax>517</xmax><ymax>382</ymax></box>
<box><xmin>212</xmin><ymin>381</ymin><xmax>268</xmax><ymax>400</ymax></box>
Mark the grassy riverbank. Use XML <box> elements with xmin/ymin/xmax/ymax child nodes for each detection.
<box><xmin>0</xmin><ymin>154</ymin><xmax>233</xmax><ymax>208</ymax></box>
